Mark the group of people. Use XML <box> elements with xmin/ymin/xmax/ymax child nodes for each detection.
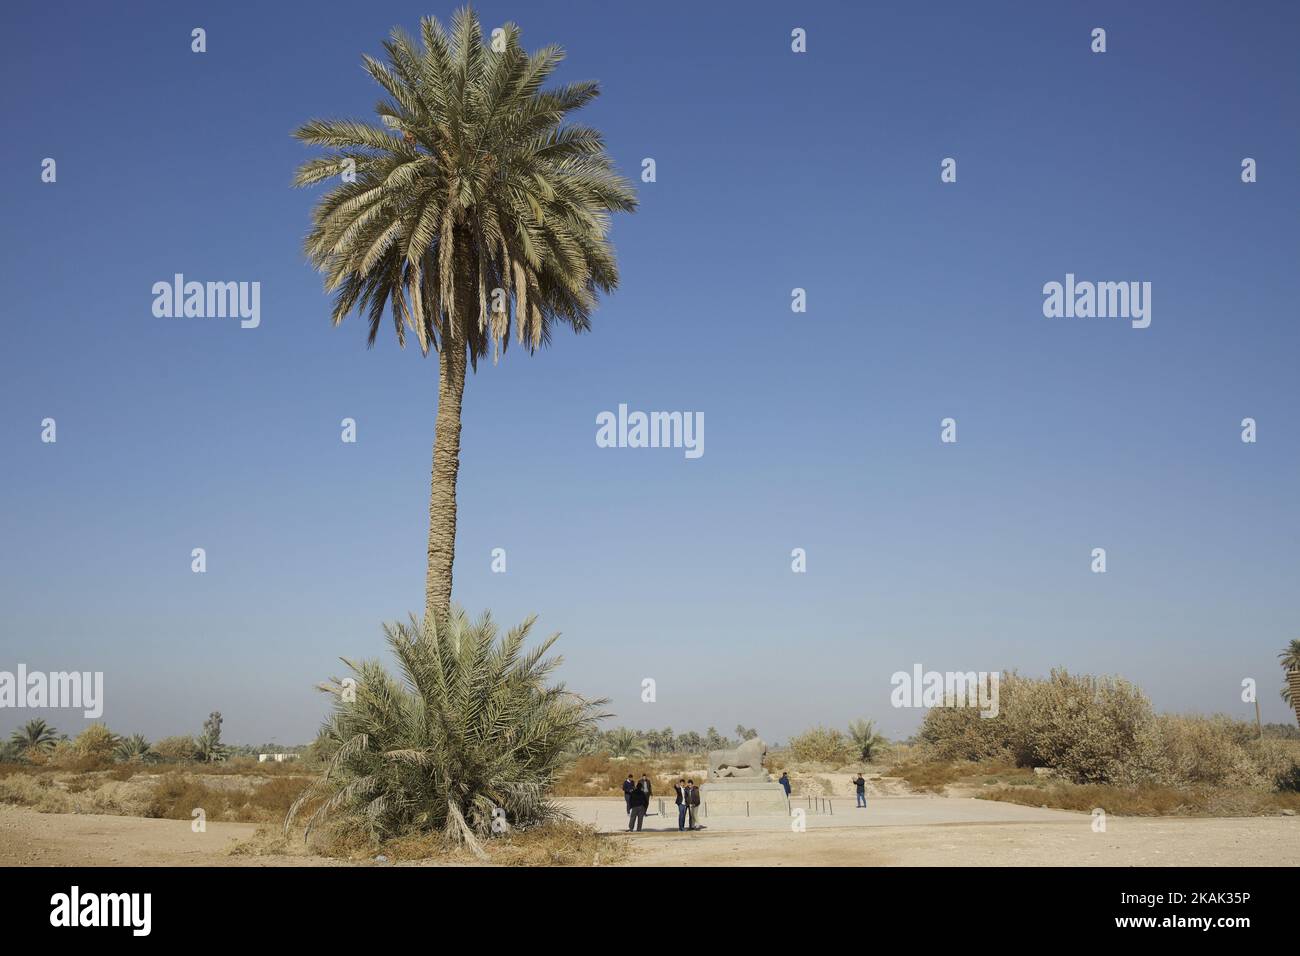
<box><xmin>621</xmin><ymin>774</ymin><xmax>702</xmax><ymax>831</ymax></box>
<box><xmin>623</xmin><ymin>770</ymin><xmax>870</xmax><ymax>832</ymax></box>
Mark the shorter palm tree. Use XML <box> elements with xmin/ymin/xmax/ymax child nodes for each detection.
<box><xmin>10</xmin><ymin>719</ymin><xmax>58</xmax><ymax>755</ymax></box>
<box><xmin>287</xmin><ymin>608</ymin><xmax>608</xmax><ymax>856</ymax></box>
<box><xmin>564</xmin><ymin>732</ymin><xmax>602</xmax><ymax>757</ymax></box>
<box><xmin>115</xmin><ymin>734</ymin><xmax>151</xmax><ymax>762</ymax></box>
<box><xmin>847</xmin><ymin>719</ymin><xmax>887</xmax><ymax>761</ymax></box>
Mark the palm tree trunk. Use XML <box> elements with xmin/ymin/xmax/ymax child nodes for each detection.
<box><xmin>425</xmin><ymin>338</ymin><xmax>467</xmax><ymax>632</ymax></box>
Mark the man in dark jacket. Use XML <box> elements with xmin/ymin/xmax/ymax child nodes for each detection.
<box><xmin>628</xmin><ymin>774</ymin><xmax>651</xmax><ymax>831</ymax></box>
<box><xmin>686</xmin><ymin>779</ymin><xmax>701</xmax><ymax>830</ymax></box>
<box><xmin>622</xmin><ymin>774</ymin><xmax>635</xmax><ymax>812</ymax></box>
<box><xmin>673</xmin><ymin>778</ymin><xmax>689</xmax><ymax>831</ymax></box>
<box><xmin>779</xmin><ymin>771</ymin><xmax>791</xmax><ymax>796</ymax></box>
<box><xmin>853</xmin><ymin>773</ymin><xmax>867</xmax><ymax>808</ymax></box>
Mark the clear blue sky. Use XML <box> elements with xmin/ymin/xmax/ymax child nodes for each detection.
<box><xmin>1</xmin><ymin>0</ymin><xmax>1297</xmax><ymax>746</ymax></box>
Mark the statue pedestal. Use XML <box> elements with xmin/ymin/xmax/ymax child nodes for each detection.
<box><xmin>700</xmin><ymin>780</ymin><xmax>790</xmax><ymax>817</ymax></box>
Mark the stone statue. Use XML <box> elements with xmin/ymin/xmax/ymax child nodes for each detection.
<box><xmin>708</xmin><ymin>736</ymin><xmax>768</xmax><ymax>780</ymax></box>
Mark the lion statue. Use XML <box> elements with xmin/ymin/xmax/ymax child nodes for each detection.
<box><xmin>707</xmin><ymin>736</ymin><xmax>768</xmax><ymax>780</ymax></box>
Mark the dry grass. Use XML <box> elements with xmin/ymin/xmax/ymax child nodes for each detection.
<box><xmin>380</xmin><ymin>821</ymin><xmax>622</xmax><ymax>866</ymax></box>
<box><xmin>0</xmin><ymin>766</ymin><xmax>313</xmax><ymax>823</ymax></box>
<box><xmin>980</xmin><ymin>782</ymin><xmax>1300</xmax><ymax>817</ymax></box>
<box><xmin>251</xmin><ymin>817</ymin><xmax>623</xmax><ymax>867</ymax></box>
<box><xmin>142</xmin><ymin>772</ymin><xmax>312</xmax><ymax>822</ymax></box>
<box><xmin>887</xmin><ymin>759</ymin><xmax>1035</xmax><ymax>793</ymax></box>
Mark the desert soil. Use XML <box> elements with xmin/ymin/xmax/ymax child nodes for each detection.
<box><xmin>0</xmin><ymin>805</ymin><xmax>326</xmax><ymax>867</ymax></box>
<box><xmin>608</xmin><ymin>817</ymin><xmax>1300</xmax><ymax>866</ymax></box>
<box><xmin>2</xmin><ymin>799</ymin><xmax>1296</xmax><ymax>867</ymax></box>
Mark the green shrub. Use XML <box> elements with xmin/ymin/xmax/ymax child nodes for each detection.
<box><xmin>287</xmin><ymin>609</ymin><xmax>608</xmax><ymax>854</ymax></box>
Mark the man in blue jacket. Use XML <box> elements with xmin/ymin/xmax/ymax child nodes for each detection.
<box><xmin>674</xmin><ymin>777</ymin><xmax>689</xmax><ymax>831</ymax></box>
<box><xmin>622</xmin><ymin>774</ymin><xmax>635</xmax><ymax>812</ymax></box>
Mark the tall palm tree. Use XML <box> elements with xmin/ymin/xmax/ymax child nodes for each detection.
<box><xmin>1280</xmin><ymin>638</ymin><xmax>1300</xmax><ymax>722</ymax></box>
<box><xmin>294</xmin><ymin>9</ymin><xmax>636</xmax><ymax>631</ymax></box>
<box><xmin>10</xmin><ymin>719</ymin><xmax>58</xmax><ymax>755</ymax></box>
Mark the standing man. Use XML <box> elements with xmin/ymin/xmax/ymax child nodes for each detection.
<box><xmin>686</xmin><ymin>778</ymin><xmax>701</xmax><ymax>830</ymax></box>
<box><xmin>674</xmin><ymin>777</ymin><xmax>689</xmax><ymax>832</ymax></box>
<box><xmin>853</xmin><ymin>773</ymin><xmax>867</xmax><ymax>808</ymax></box>
<box><xmin>628</xmin><ymin>775</ymin><xmax>650</xmax><ymax>832</ymax></box>
<box><xmin>778</xmin><ymin>771</ymin><xmax>792</xmax><ymax>796</ymax></box>
<box><xmin>622</xmin><ymin>773</ymin><xmax>635</xmax><ymax>813</ymax></box>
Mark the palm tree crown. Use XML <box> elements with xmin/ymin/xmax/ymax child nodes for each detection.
<box><xmin>293</xmin><ymin>8</ymin><xmax>636</xmax><ymax>363</ymax></box>
<box><xmin>10</xmin><ymin>719</ymin><xmax>58</xmax><ymax>753</ymax></box>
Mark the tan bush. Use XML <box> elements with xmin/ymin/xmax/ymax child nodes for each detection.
<box><xmin>44</xmin><ymin>740</ymin><xmax>76</xmax><ymax>768</ymax></box>
<box><xmin>913</xmin><ymin>668</ymin><xmax>1300</xmax><ymax>793</ymax></box>
<box><xmin>788</xmin><ymin>726</ymin><xmax>854</xmax><ymax>764</ymax></box>
<box><xmin>72</xmin><ymin>724</ymin><xmax>118</xmax><ymax>761</ymax></box>
<box><xmin>916</xmin><ymin>670</ymin><xmax>1168</xmax><ymax>785</ymax></box>
<box><xmin>1246</xmin><ymin>737</ymin><xmax>1300</xmax><ymax>791</ymax></box>
<box><xmin>917</xmin><ymin>701</ymin><xmax>1013</xmax><ymax>762</ymax></box>
<box><xmin>151</xmin><ymin>736</ymin><xmax>198</xmax><ymax>762</ymax></box>
<box><xmin>1157</xmin><ymin>715</ymin><xmax>1268</xmax><ymax>790</ymax></box>
<box><xmin>1009</xmin><ymin>670</ymin><xmax>1167</xmax><ymax>785</ymax></box>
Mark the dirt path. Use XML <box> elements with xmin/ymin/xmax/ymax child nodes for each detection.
<box><xmin>614</xmin><ymin>816</ymin><xmax>1300</xmax><ymax>866</ymax></box>
<box><xmin>2</xmin><ymin>803</ymin><xmax>1295</xmax><ymax>867</ymax></box>
<box><xmin>557</xmin><ymin>795</ymin><xmax>1087</xmax><ymax>831</ymax></box>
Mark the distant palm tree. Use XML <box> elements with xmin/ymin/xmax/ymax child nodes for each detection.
<box><xmin>606</xmin><ymin>728</ymin><xmax>645</xmax><ymax>758</ymax></box>
<box><xmin>703</xmin><ymin>727</ymin><xmax>731</xmax><ymax>751</ymax></box>
<box><xmin>565</xmin><ymin>732</ymin><xmax>602</xmax><ymax>757</ymax></box>
<box><xmin>287</xmin><ymin>608</ymin><xmax>608</xmax><ymax>855</ymax></box>
<box><xmin>847</xmin><ymin>719</ymin><xmax>887</xmax><ymax>761</ymax></box>
<box><xmin>293</xmin><ymin>10</ymin><xmax>636</xmax><ymax>632</ymax></box>
<box><xmin>1281</xmin><ymin>639</ymin><xmax>1300</xmax><ymax>722</ymax></box>
<box><xmin>676</xmin><ymin>731</ymin><xmax>703</xmax><ymax>753</ymax></box>
<box><xmin>115</xmin><ymin>734</ymin><xmax>151</xmax><ymax>762</ymax></box>
<box><xmin>10</xmin><ymin>719</ymin><xmax>58</xmax><ymax>755</ymax></box>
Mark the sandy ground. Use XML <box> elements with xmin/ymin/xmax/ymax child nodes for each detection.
<box><xmin>556</xmin><ymin>795</ymin><xmax>1087</xmax><ymax>831</ymax></box>
<box><xmin>0</xmin><ymin>805</ymin><xmax>326</xmax><ymax>867</ymax></box>
<box><xmin>606</xmin><ymin>818</ymin><xmax>1300</xmax><ymax>866</ymax></box>
<box><xmin>561</xmin><ymin>796</ymin><xmax>1300</xmax><ymax>866</ymax></box>
<box><xmin>2</xmin><ymin>799</ymin><xmax>1295</xmax><ymax>867</ymax></box>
